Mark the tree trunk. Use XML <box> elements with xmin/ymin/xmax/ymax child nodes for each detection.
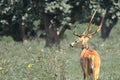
<box><xmin>101</xmin><ymin>16</ymin><xmax>118</xmax><ymax>40</ymax></box>
<box><xmin>19</xmin><ymin>23</ymin><xmax>26</xmax><ymax>41</ymax></box>
<box><xmin>101</xmin><ymin>25</ymin><xmax>112</xmax><ymax>40</ymax></box>
<box><xmin>43</xmin><ymin>14</ymin><xmax>59</xmax><ymax>47</ymax></box>
<box><xmin>59</xmin><ymin>25</ymin><xmax>68</xmax><ymax>39</ymax></box>
<box><xmin>11</xmin><ymin>22</ymin><xmax>25</xmax><ymax>41</ymax></box>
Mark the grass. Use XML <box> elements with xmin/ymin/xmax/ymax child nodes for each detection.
<box><xmin>0</xmin><ymin>21</ymin><xmax>120</xmax><ymax>80</ymax></box>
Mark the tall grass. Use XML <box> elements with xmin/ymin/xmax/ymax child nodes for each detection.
<box><xmin>0</xmin><ymin>40</ymin><xmax>68</xmax><ymax>80</ymax></box>
<box><xmin>0</xmin><ymin>21</ymin><xmax>120</xmax><ymax>80</ymax></box>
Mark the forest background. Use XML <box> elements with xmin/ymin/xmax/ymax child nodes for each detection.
<box><xmin>0</xmin><ymin>0</ymin><xmax>120</xmax><ymax>80</ymax></box>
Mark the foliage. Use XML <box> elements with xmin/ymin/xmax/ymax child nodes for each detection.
<box><xmin>0</xmin><ymin>0</ymin><xmax>120</xmax><ymax>46</ymax></box>
<box><xmin>0</xmin><ymin>21</ymin><xmax>120</xmax><ymax>80</ymax></box>
<box><xmin>0</xmin><ymin>36</ymin><xmax>13</xmax><ymax>42</ymax></box>
<box><xmin>89</xmin><ymin>0</ymin><xmax>120</xmax><ymax>18</ymax></box>
<box><xmin>0</xmin><ymin>40</ymin><xmax>67</xmax><ymax>80</ymax></box>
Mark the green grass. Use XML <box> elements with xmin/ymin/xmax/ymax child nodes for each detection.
<box><xmin>0</xmin><ymin>21</ymin><xmax>120</xmax><ymax>80</ymax></box>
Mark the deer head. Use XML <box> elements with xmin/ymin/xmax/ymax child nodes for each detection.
<box><xmin>70</xmin><ymin>10</ymin><xmax>106</xmax><ymax>49</ymax></box>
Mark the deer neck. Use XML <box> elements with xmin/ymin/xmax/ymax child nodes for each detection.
<box><xmin>81</xmin><ymin>44</ymin><xmax>89</xmax><ymax>50</ymax></box>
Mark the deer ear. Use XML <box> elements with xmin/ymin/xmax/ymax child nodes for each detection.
<box><xmin>88</xmin><ymin>35</ymin><xmax>92</xmax><ymax>38</ymax></box>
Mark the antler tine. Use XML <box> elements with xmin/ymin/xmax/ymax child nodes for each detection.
<box><xmin>90</xmin><ymin>10</ymin><xmax>106</xmax><ymax>35</ymax></box>
<box><xmin>83</xmin><ymin>10</ymin><xmax>97</xmax><ymax>34</ymax></box>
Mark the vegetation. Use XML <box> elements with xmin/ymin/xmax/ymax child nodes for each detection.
<box><xmin>0</xmin><ymin>0</ymin><xmax>120</xmax><ymax>47</ymax></box>
<box><xmin>0</xmin><ymin>21</ymin><xmax>120</xmax><ymax>80</ymax></box>
<box><xmin>0</xmin><ymin>0</ymin><xmax>120</xmax><ymax>80</ymax></box>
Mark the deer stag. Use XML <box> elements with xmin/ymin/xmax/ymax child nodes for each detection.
<box><xmin>70</xmin><ymin>10</ymin><xmax>106</xmax><ymax>80</ymax></box>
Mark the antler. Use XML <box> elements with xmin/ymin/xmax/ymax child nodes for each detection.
<box><xmin>83</xmin><ymin>10</ymin><xmax>97</xmax><ymax>34</ymax></box>
<box><xmin>90</xmin><ymin>10</ymin><xmax>106</xmax><ymax>35</ymax></box>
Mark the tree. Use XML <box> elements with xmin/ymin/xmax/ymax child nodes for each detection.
<box><xmin>37</xmin><ymin>0</ymin><xmax>72</xmax><ymax>47</ymax></box>
<box><xmin>69</xmin><ymin>0</ymin><xmax>120</xmax><ymax>40</ymax></box>
<box><xmin>0</xmin><ymin>0</ymin><xmax>72</xmax><ymax>47</ymax></box>
<box><xmin>0</xmin><ymin>0</ymin><xmax>120</xmax><ymax>47</ymax></box>
<box><xmin>0</xmin><ymin>0</ymin><xmax>36</xmax><ymax>41</ymax></box>
<box><xmin>89</xmin><ymin>0</ymin><xmax>120</xmax><ymax>39</ymax></box>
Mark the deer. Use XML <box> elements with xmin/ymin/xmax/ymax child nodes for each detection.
<box><xmin>70</xmin><ymin>10</ymin><xmax>106</xmax><ymax>80</ymax></box>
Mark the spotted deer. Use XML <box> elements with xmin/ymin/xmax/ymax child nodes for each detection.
<box><xmin>70</xmin><ymin>10</ymin><xmax>106</xmax><ymax>80</ymax></box>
